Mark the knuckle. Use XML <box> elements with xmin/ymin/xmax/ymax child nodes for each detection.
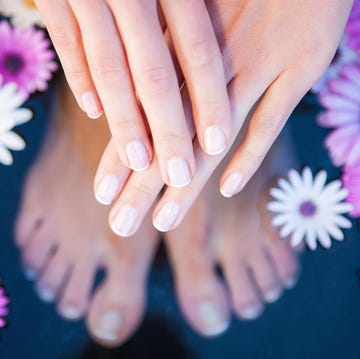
<box><xmin>252</xmin><ymin>111</ymin><xmax>283</xmax><ymax>137</ymax></box>
<box><xmin>50</xmin><ymin>29</ymin><xmax>79</xmax><ymax>51</ymax></box>
<box><xmin>137</xmin><ymin>65</ymin><xmax>173</xmax><ymax>95</ymax></box>
<box><xmin>90</xmin><ymin>52</ymin><xmax>124</xmax><ymax>78</ymax></box>
<box><xmin>188</xmin><ymin>37</ymin><xmax>216</xmax><ymax>68</ymax></box>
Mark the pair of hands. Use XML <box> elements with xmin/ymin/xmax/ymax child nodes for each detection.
<box><xmin>36</xmin><ymin>0</ymin><xmax>353</xmax><ymax>237</ymax></box>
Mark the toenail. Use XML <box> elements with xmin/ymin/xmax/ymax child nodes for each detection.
<box><xmin>61</xmin><ymin>305</ymin><xmax>81</xmax><ymax>320</ymax></box>
<box><xmin>111</xmin><ymin>205</ymin><xmax>138</xmax><ymax>237</ymax></box>
<box><xmin>241</xmin><ymin>304</ymin><xmax>263</xmax><ymax>320</ymax></box>
<box><xmin>153</xmin><ymin>201</ymin><xmax>180</xmax><ymax>232</ymax></box>
<box><xmin>220</xmin><ymin>172</ymin><xmax>243</xmax><ymax>198</ymax></box>
<box><xmin>167</xmin><ymin>157</ymin><xmax>191</xmax><ymax>188</ymax></box>
<box><xmin>93</xmin><ymin>310</ymin><xmax>123</xmax><ymax>342</ymax></box>
<box><xmin>197</xmin><ymin>302</ymin><xmax>229</xmax><ymax>337</ymax></box>
<box><xmin>95</xmin><ymin>175</ymin><xmax>121</xmax><ymax>205</ymax></box>
<box><xmin>37</xmin><ymin>286</ymin><xmax>55</xmax><ymax>303</ymax></box>
<box><xmin>263</xmin><ymin>288</ymin><xmax>282</xmax><ymax>303</ymax></box>
<box><xmin>204</xmin><ymin>126</ymin><xmax>227</xmax><ymax>155</ymax></box>
<box><xmin>23</xmin><ymin>268</ymin><xmax>37</xmax><ymax>281</ymax></box>
<box><xmin>126</xmin><ymin>141</ymin><xmax>150</xmax><ymax>171</ymax></box>
<box><xmin>284</xmin><ymin>276</ymin><xmax>297</xmax><ymax>289</ymax></box>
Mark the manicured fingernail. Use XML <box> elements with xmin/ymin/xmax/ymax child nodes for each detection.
<box><xmin>241</xmin><ymin>304</ymin><xmax>263</xmax><ymax>320</ymax></box>
<box><xmin>81</xmin><ymin>92</ymin><xmax>102</xmax><ymax>119</ymax></box>
<box><xmin>24</xmin><ymin>267</ymin><xmax>37</xmax><ymax>281</ymax></box>
<box><xmin>111</xmin><ymin>205</ymin><xmax>138</xmax><ymax>237</ymax></box>
<box><xmin>94</xmin><ymin>310</ymin><xmax>123</xmax><ymax>341</ymax></box>
<box><xmin>167</xmin><ymin>157</ymin><xmax>191</xmax><ymax>188</ymax></box>
<box><xmin>126</xmin><ymin>141</ymin><xmax>150</xmax><ymax>171</ymax></box>
<box><xmin>153</xmin><ymin>201</ymin><xmax>180</xmax><ymax>232</ymax></box>
<box><xmin>95</xmin><ymin>175</ymin><xmax>120</xmax><ymax>205</ymax></box>
<box><xmin>61</xmin><ymin>305</ymin><xmax>81</xmax><ymax>320</ymax></box>
<box><xmin>37</xmin><ymin>286</ymin><xmax>55</xmax><ymax>303</ymax></box>
<box><xmin>263</xmin><ymin>288</ymin><xmax>282</xmax><ymax>303</ymax></box>
<box><xmin>204</xmin><ymin>126</ymin><xmax>227</xmax><ymax>155</ymax></box>
<box><xmin>220</xmin><ymin>172</ymin><xmax>243</xmax><ymax>198</ymax></box>
<box><xmin>198</xmin><ymin>302</ymin><xmax>229</xmax><ymax>336</ymax></box>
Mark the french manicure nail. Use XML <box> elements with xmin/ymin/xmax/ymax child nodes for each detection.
<box><xmin>81</xmin><ymin>92</ymin><xmax>102</xmax><ymax>119</ymax></box>
<box><xmin>37</xmin><ymin>286</ymin><xmax>55</xmax><ymax>303</ymax></box>
<box><xmin>126</xmin><ymin>141</ymin><xmax>150</xmax><ymax>171</ymax></box>
<box><xmin>24</xmin><ymin>267</ymin><xmax>37</xmax><ymax>281</ymax></box>
<box><xmin>263</xmin><ymin>288</ymin><xmax>282</xmax><ymax>303</ymax></box>
<box><xmin>284</xmin><ymin>276</ymin><xmax>297</xmax><ymax>289</ymax></box>
<box><xmin>204</xmin><ymin>125</ymin><xmax>227</xmax><ymax>155</ymax></box>
<box><xmin>241</xmin><ymin>304</ymin><xmax>262</xmax><ymax>320</ymax></box>
<box><xmin>95</xmin><ymin>175</ymin><xmax>120</xmax><ymax>205</ymax></box>
<box><xmin>153</xmin><ymin>201</ymin><xmax>180</xmax><ymax>232</ymax></box>
<box><xmin>61</xmin><ymin>305</ymin><xmax>81</xmax><ymax>320</ymax></box>
<box><xmin>198</xmin><ymin>302</ymin><xmax>229</xmax><ymax>336</ymax></box>
<box><xmin>111</xmin><ymin>205</ymin><xmax>138</xmax><ymax>237</ymax></box>
<box><xmin>167</xmin><ymin>157</ymin><xmax>191</xmax><ymax>188</ymax></box>
<box><xmin>220</xmin><ymin>172</ymin><xmax>243</xmax><ymax>198</ymax></box>
<box><xmin>94</xmin><ymin>310</ymin><xmax>123</xmax><ymax>341</ymax></box>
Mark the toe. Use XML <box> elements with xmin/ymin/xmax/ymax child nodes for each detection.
<box><xmin>248</xmin><ymin>248</ymin><xmax>283</xmax><ymax>303</ymax></box>
<box><xmin>166</xmin><ymin>227</ymin><xmax>230</xmax><ymax>337</ymax></box>
<box><xmin>86</xmin><ymin>265</ymin><xmax>145</xmax><ymax>347</ymax></box>
<box><xmin>221</xmin><ymin>254</ymin><xmax>263</xmax><ymax>320</ymax></box>
<box><xmin>58</xmin><ymin>256</ymin><xmax>97</xmax><ymax>320</ymax></box>
<box><xmin>266</xmin><ymin>239</ymin><xmax>300</xmax><ymax>289</ymax></box>
<box><xmin>36</xmin><ymin>250</ymin><xmax>71</xmax><ymax>303</ymax></box>
<box><xmin>21</xmin><ymin>226</ymin><xmax>56</xmax><ymax>280</ymax></box>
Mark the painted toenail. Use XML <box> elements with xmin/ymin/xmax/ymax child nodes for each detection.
<box><xmin>263</xmin><ymin>288</ymin><xmax>282</xmax><ymax>303</ymax></box>
<box><xmin>126</xmin><ymin>141</ymin><xmax>150</xmax><ymax>171</ymax></box>
<box><xmin>241</xmin><ymin>304</ymin><xmax>263</xmax><ymax>320</ymax></box>
<box><xmin>284</xmin><ymin>276</ymin><xmax>297</xmax><ymax>289</ymax></box>
<box><xmin>111</xmin><ymin>205</ymin><xmax>138</xmax><ymax>237</ymax></box>
<box><xmin>37</xmin><ymin>286</ymin><xmax>55</xmax><ymax>303</ymax></box>
<box><xmin>24</xmin><ymin>268</ymin><xmax>37</xmax><ymax>281</ymax></box>
<box><xmin>153</xmin><ymin>201</ymin><xmax>180</xmax><ymax>232</ymax></box>
<box><xmin>220</xmin><ymin>172</ymin><xmax>243</xmax><ymax>198</ymax></box>
<box><xmin>94</xmin><ymin>310</ymin><xmax>123</xmax><ymax>342</ymax></box>
<box><xmin>204</xmin><ymin>126</ymin><xmax>227</xmax><ymax>155</ymax></box>
<box><xmin>167</xmin><ymin>157</ymin><xmax>191</xmax><ymax>188</ymax></box>
<box><xmin>198</xmin><ymin>302</ymin><xmax>229</xmax><ymax>336</ymax></box>
<box><xmin>95</xmin><ymin>175</ymin><xmax>120</xmax><ymax>205</ymax></box>
<box><xmin>61</xmin><ymin>305</ymin><xmax>81</xmax><ymax>320</ymax></box>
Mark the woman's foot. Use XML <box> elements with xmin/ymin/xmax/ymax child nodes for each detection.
<box><xmin>14</xmin><ymin>78</ymin><xmax>159</xmax><ymax>347</ymax></box>
<box><xmin>165</xmin><ymin>130</ymin><xmax>301</xmax><ymax>336</ymax></box>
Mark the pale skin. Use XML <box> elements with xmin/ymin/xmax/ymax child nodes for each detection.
<box><xmin>96</xmin><ymin>0</ymin><xmax>354</xmax><ymax>237</ymax></box>
<box><xmin>34</xmin><ymin>0</ymin><xmax>354</xmax><ymax>237</ymax></box>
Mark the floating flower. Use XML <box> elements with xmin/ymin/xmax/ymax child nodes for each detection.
<box><xmin>0</xmin><ymin>0</ymin><xmax>44</xmax><ymax>28</ymax></box>
<box><xmin>0</xmin><ymin>285</ymin><xmax>9</xmax><ymax>328</ymax></box>
<box><xmin>0</xmin><ymin>77</ymin><xmax>32</xmax><ymax>165</ymax></box>
<box><xmin>342</xmin><ymin>161</ymin><xmax>360</xmax><ymax>217</ymax></box>
<box><xmin>267</xmin><ymin>167</ymin><xmax>353</xmax><ymax>250</ymax></box>
<box><xmin>312</xmin><ymin>38</ymin><xmax>358</xmax><ymax>94</ymax></box>
<box><xmin>345</xmin><ymin>0</ymin><xmax>360</xmax><ymax>54</ymax></box>
<box><xmin>0</xmin><ymin>21</ymin><xmax>57</xmax><ymax>98</ymax></box>
<box><xmin>318</xmin><ymin>64</ymin><xmax>360</xmax><ymax>167</ymax></box>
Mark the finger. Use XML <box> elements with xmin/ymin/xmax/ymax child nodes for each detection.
<box><xmin>68</xmin><ymin>0</ymin><xmax>153</xmax><ymax>172</ymax></box>
<box><xmin>152</xmin><ymin>73</ymin><xmax>267</xmax><ymax>232</ymax></box>
<box><xmin>220</xmin><ymin>70</ymin><xmax>311</xmax><ymax>198</ymax></box>
<box><xmin>35</xmin><ymin>0</ymin><xmax>102</xmax><ymax>118</ymax></box>
<box><xmin>109</xmin><ymin>0</ymin><xmax>195</xmax><ymax>188</ymax></box>
<box><xmin>161</xmin><ymin>0</ymin><xmax>231</xmax><ymax>156</ymax></box>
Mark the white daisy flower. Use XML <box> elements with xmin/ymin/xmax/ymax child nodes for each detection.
<box><xmin>0</xmin><ymin>76</ymin><xmax>32</xmax><ymax>165</ymax></box>
<box><xmin>0</xmin><ymin>0</ymin><xmax>44</xmax><ymax>28</ymax></box>
<box><xmin>267</xmin><ymin>167</ymin><xmax>353</xmax><ymax>250</ymax></box>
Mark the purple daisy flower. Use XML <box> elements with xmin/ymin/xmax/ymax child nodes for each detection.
<box><xmin>0</xmin><ymin>21</ymin><xmax>57</xmax><ymax>98</ymax></box>
<box><xmin>0</xmin><ymin>286</ymin><xmax>9</xmax><ymax>328</ymax></box>
<box><xmin>345</xmin><ymin>0</ymin><xmax>360</xmax><ymax>54</ymax></box>
<box><xmin>342</xmin><ymin>161</ymin><xmax>360</xmax><ymax>217</ymax></box>
<box><xmin>318</xmin><ymin>64</ymin><xmax>360</xmax><ymax>167</ymax></box>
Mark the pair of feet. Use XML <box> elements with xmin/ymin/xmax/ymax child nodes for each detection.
<box><xmin>14</xmin><ymin>79</ymin><xmax>300</xmax><ymax>347</ymax></box>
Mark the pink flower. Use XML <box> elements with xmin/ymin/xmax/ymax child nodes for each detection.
<box><xmin>0</xmin><ymin>21</ymin><xmax>57</xmax><ymax>98</ymax></box>
<box><xmin>0</xmin><ymin>286</ymin><xmax>9</xmax><ymax>328</ymax></box>
<box><xmin>345</xmin><ymin>0</ymin><xmax>360</xmax><ymax>54</ymax></box>
<box><xmin>318</xmin><ymin>64</ymin><xmax>360</xmax><ymax>167</ymax></box>
<box><xmin>342</xmin><ymin>161</ymin><xmax>360</xmax><ymax>217</ymax></box>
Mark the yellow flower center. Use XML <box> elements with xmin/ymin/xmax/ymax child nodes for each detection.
<box><xmin>22</xmin><ymin>0</ymin><xmax>37</xmax><ymax>8</ymax></box>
